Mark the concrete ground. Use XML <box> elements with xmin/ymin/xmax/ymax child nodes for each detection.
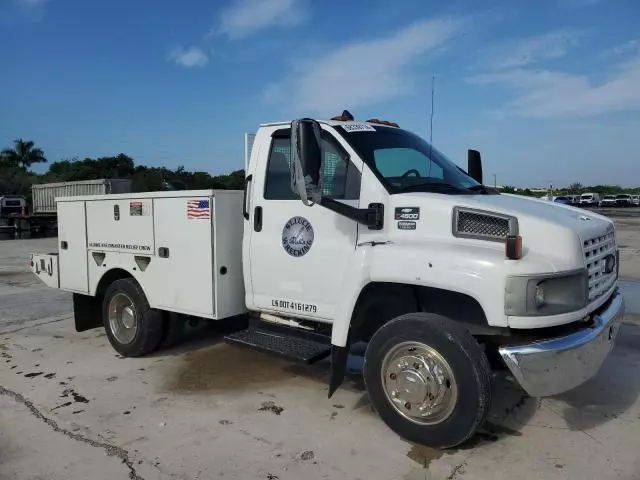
<box><xmin>2</xmin><ymin>210</ymin><xmax>640</xmax><ymax>480</ymax></box>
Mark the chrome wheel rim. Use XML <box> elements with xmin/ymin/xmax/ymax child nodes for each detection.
<box><xmin>108</xmin><ymin>293</ymin><xmax>137</xmax><ymax>344</ymax></box>
<box><xmin>380</xmin><ymin>341</ymin><xmax>458</xmax><ymax>425</ymax></box>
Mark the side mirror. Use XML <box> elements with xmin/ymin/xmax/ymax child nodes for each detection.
<box><xmin>467</xmin><ymin>149</ymin><xmax>483</xmax><ymax>184</ymax></box>
<box><xmin>291</xmin><ymin>118</ymin><xmax>323</xmax><ymax>205</ymax></box>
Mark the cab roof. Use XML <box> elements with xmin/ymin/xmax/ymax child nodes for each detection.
<box><xmin>259</xmin><ymin>119</ymin><xmax>399</xmax><ymax>128</ymax></box>
<box><xmin>259</xmin><ymin>109</ymin><xmax>401</xmax><ymax>130</ymax></box>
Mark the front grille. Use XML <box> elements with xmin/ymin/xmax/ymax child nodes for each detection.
<box><xmin>453</xmin><ymin>208</ymin><xmax>516</xmax><ymax>241</ymax></box>
<box><xmin>583</xmin><ymin>230</ymin><xmax>616</xmax><ymax>302</ymax></box>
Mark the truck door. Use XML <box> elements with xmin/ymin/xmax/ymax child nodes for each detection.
<box><xmin>247</xmin><ymin>126</ymin><xmax>361</xmax><ymax>321</ymax></box>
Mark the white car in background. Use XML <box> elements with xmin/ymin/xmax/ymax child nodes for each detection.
<box><xmin>615</xmin><ymin>194</ymin><xmax>633</xmax><ymax>207</ymax></box>
<box><xmin>580</xmin><ymin>192</ymin><xmax>600</xmax><ymax>206</ymax></box>
<box><xmin>600</xmin><ymin>195</ymin><xmax>617</xmax><ymax>207</ymax></box>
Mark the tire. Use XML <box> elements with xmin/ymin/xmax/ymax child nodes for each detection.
<box><xmin>159</xmin><ymin>312</ymin><xmax>187</xmax><ymax>349</ymax></box>
<box><xmin>363</xmin><ymin>312</ymin><xmax>492</xmax><ymax>449</ymax></box>
<box><xmin>102</xmin><ymin>278</ymin><xmax>164</xmax><ymax>357</ymax></box>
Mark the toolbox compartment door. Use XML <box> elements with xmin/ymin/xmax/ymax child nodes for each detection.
<box><xmin>147</xmin><ymin>195</ymin><xmax>215</xmax><ymax>318</ymax></box>
<box><xmin>57</xmin><ymin>201</ymin><xmax>89</xmax><ymax>293</ymax></box>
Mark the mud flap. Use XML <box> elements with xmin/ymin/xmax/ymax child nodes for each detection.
<box><xmin>73</xmin><ymin>293</ymin><xmax>102</xmax><ymax>332</ymax></box>
<box><xmin>328</xmin><ymin>345</ymin><xmax>349</xmax><ymax>398</ymax></box>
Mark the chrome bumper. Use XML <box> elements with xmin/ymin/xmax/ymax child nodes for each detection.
<box><xmin>498</xmin><ymin>289</ymin><xmax>625</xmax><ymax>397</ymax></box>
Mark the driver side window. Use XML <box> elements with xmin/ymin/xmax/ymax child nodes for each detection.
<box><xmin>264</xmin><ymin>130</ymin><xmax>361</xmax><ymax>200</ymax></box>
<box><xmin>374</xmin><ymin>148</ymin><xmax>443</xmax><ymax>180</ymax></box>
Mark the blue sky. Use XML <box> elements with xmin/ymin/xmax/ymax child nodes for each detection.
<box><xmin>1</xmin><ymin>0</ymin><xmax>639</xmax><ymax>187</ymax></box>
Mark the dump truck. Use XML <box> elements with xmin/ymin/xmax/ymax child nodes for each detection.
<box><xmin>30</xmin><ymin>112</ymin><xmax>624</xmax><ymax>448</ymax></box>
<box><xmin>31</xmin><ymin>179</ymin><xmax>132</xmax><ymax>215</ymax></box>
<box><xmin>2</xmin><ymin>179</ymin><xmax>132</xmax><ymax>238</ymax></box>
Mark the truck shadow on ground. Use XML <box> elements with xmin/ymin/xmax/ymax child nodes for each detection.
<box><xmin>155</xmin><ymin>325</ymin><xmax>538</xmax><ymax>441</ymax></box>
<box><xmin>153</xmin><ymin>322</ymin><xmax>640</xmax><ymax>465</ymax></box>
<box><xmin>157</xmin><ymin>326</ymin><xmax>367</xmax><ymax>396</ymax></box>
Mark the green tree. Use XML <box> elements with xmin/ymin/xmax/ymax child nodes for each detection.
<box><xmin>568</xmin><ymin>182</ymin><xmax>583</xmax><ymax>193</ymax></box>
<box><xmin>1</xmin><ymin>139</ymin><xmax>47</xmax><ymax>169</ymax></box>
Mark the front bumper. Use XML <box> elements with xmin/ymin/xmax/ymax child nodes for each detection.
<box><xmin>498</xmin><ymin>289</ymin><xmax>625</xmax><ymax>397</ymax></box>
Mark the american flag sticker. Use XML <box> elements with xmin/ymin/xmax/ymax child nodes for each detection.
<box><xmin>187</xmin><ymin>199</ymin><xmax>211</xmax><ymax>219</ymax></box>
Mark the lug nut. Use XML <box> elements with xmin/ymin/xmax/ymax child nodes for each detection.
<box><xmin>389</xmin><ymin>372</ymin><xmax>397</xmax><ymax>380</ymax></box>
<box><xmin>404</xmin><ymin>402</ymin><xmax>411</xmax><ymax>410</ymax></box>
<box><xmin>413</xmin><ymin>362</ymin><xmax>421</xmax><ymax>369</ymax></box>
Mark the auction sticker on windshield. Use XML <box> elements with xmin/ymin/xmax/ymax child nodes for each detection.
<box><xmin>340</xmin><ymin>122</ymin><xmax>376</xmax><ymax>133</ymax></box>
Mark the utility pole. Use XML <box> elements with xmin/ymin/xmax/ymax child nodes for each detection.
<box><xmin>493</xmin><ymin>174</ymin><xmax>497</xmax><ymax>188</ymax></box>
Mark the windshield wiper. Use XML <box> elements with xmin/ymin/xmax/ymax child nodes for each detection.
<box><xmin>395</xmin><ymin>182</ymin><xmax>469</xmax><ymax>193</ymax></box>
<box><xmin>467</xmin><ymin>184</ymin><xmax>498</xmax><ymax>194</ymax></box>
<box><xmin>468</xmin><ymin>184</ymin><xmax>489</xmax><ymax>192</ymax></box>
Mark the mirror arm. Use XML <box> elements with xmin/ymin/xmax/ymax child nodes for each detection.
<box><xmin>318</xmin><ymin>197</ymin><xmax>384</xmax><ymax>230</ymax></box>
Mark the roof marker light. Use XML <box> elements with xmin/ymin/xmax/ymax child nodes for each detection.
<box><xmin>366</xmin><ymin>118</ymin><xmax>399</xmax><ymax>127</ymax></box>
<box><xmin>331</xmin><ymin>110</ymin><xmax>355</xmax><ymax>121</ymax></box>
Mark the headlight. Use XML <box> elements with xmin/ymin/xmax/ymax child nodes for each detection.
<box><xmin>505</xmin><ymin>269</ymin><xmax>588</xmax><ymax>316</ymax></box>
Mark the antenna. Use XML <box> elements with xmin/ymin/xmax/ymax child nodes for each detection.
<box><xmin>428</xmin><ymin>75</ymin><xmax>435</xmax><ymax>176</ymax></box>
<box><xmin>429</xmin><ymin>75</ymin><xmax>435</xmax><ymax>146</ymax></box>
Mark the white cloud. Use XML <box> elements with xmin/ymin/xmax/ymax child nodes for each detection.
<box><xmin>469</xmin><ymin>58</ymin><xmax>640</xmax><ymax>118</ymax></box>
<box><xmin>487</xmin><ymin>29</ymin><xmax>586</xmax><ymax>70</ymax></box>
<box><xmin>167</xmin><ymin>46</ymin><xmax>209</xmax><ymax>68</ymax></box>
<box><xmin>263</xmin><ymin>17</ymin><xmax>465</xmax><ymax>114</ymax></box>
<box><xmin>18</xmin><ymin>0</ymin><xmax>49</xmax><ymax>6</ymax></box>
<box><xmin>604</xmin><ymin>39</ymin><xmax>640</xmax><ymax>58</ymax></box>
<box><xmin>218</xmin><ymin>0</ymin><xmax>306</xmax><ymax>40</ymax></box>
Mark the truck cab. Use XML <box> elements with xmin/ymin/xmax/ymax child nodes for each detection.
<box><xmin>0</xmin><ymin>195</ymin><xmax>26</xmax><ymax>216</ymax></box>
<box><xmin>30</xmin><ymin>113</ymin><xmax>625</xmax><ymax>449</ymax></box>
<box><xmin>239</xmin><ymin>115</ymin><xmax>623</xmax><ymax>444</ymax></box>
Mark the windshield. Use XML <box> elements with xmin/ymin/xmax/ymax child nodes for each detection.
<box><xmin>335</xmin><ymin>125</ymin><xmax>484</xmax><ymax>195</ymax></box>
<box><xmin>604</xmin><ymin>195</ymin><xmax>615</xmax><ymax>200</ymax></box>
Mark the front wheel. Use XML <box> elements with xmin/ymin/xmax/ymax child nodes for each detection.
<box><xmin>363</xmin><ymin>312</ymin><xmax>492</xmax><ymax>448</ymax></box>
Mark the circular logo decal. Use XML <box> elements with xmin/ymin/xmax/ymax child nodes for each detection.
<box><xmin>282</xmin><ymin>216</ymin><xmax>314</xmax><ymax>257</ymax></box>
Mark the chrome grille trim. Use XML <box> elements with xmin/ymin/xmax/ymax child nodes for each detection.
<box><xmin>583</xmin><ymin>230</ymin><xmax>616</xmax><ymax>302</ymax></box>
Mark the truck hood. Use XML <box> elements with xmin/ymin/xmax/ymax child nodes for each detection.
<box><xmin>462</xmin><ymin>193</ymin><xmax>612</xmax><ymax>240</ymax></box>
<box><xmin>391</xmin><ymin>192</ymin><xmax>615</xmax><ymax>271</ymax></box>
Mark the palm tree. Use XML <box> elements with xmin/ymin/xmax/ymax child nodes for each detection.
<box><xmin>1</xmin><ymin>139</ymin><xmax>47</xmax><ymax>169</ymax></box>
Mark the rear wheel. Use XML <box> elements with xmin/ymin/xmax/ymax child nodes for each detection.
<box><xmin>102</xmin><ymin>278</ymin><xmax>163</xmax><ymax>357</ymax></box>
<box><xmin>363</xmin><ymin>312</ymin><xmax>491</xmax><ymax>448</ymax></box>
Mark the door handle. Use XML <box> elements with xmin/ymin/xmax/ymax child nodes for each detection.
<box><xmin>254</xmin><ymin>206</ymin><xmax>263</xmax><ymax>232</ymax></box>
<box><xmin>243</xmin><ymin>174</ymin><xmax>253</xmax><ymax>220</ymax></box>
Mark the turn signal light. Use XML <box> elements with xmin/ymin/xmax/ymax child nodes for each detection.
<box><xmin>506</xmin><ymin>235</ymin><xmax>522</xmax><ymax>260</ymax></box>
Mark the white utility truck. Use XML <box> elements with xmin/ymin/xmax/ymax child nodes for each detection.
<box><xmin>31</xmin><ymin>112</ymin><xmax>624</xmax><ymax>448</ymax></box>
